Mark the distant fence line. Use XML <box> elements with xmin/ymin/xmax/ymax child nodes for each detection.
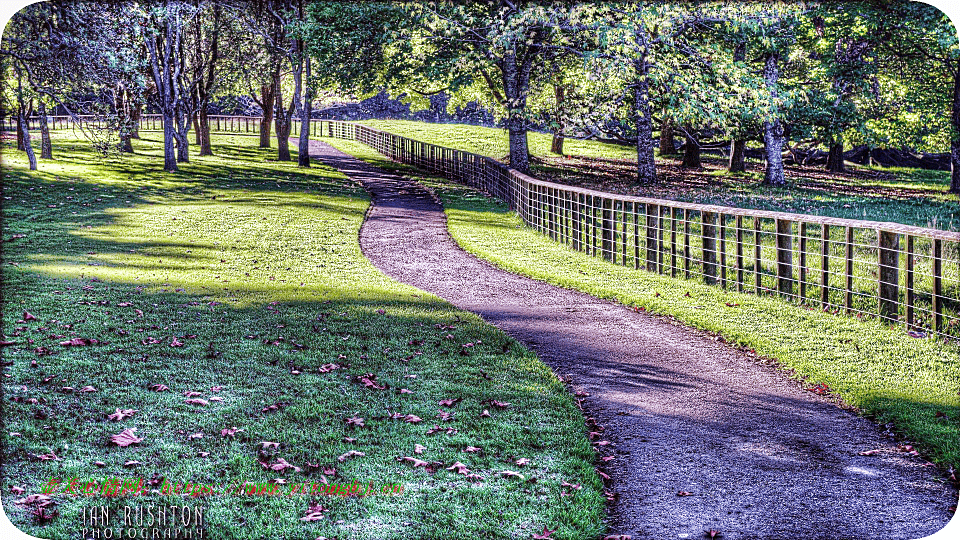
<box><xmin>8</xmin><ymin>114</ymin><xmax>960</xmax><ymax>341</ymax></box>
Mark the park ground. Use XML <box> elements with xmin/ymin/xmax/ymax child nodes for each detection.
<box><xmin>1</xmin><ymin>125</ymin><xmax>958</xmax><ymax>539</ymax></box>
<box><xmin>0</xmin><ymin>132</ymin><xmax>604</xmax><ymax>540</ymax></box>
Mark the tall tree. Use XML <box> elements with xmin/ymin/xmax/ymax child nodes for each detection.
<box><xmin>143</xmin><ymin>0</ymin><xmax>196</xmax><ymax>171</ymax></box>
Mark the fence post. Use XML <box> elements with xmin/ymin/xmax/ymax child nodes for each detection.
<box><xmin>906</xmin><ymin>235</ymin><xmax>915</xmax><ymax>329</ymax></box>
<box><xmin>601</xmin><ymin>198</ymin><xmax>613</xmax><ymax>261</ymax></box>
<box><xmin>702</xmin><ymin>211</ymin><xmax>718</xmax><ymax>285</ymax></box>
<box><xmin>878</xmin><ymin>230</ymin><xmax>900</xmax><ymax>321</ymax></box>
<box><xmin>671</xmin><ymin>208</ymin><xmax>678</xmax><ymax>278</ymax></box>
<box><xmin>845</xmin><ymin>226</ymin><xmax>854</xmax><ymax>314</ymax></box>
<box><xmin>736</xmin><ymin>215</ymin><xmax>744</xmax><ymax>292</ymax></box>
<box><xmin>821</xmin><ymin>224</ymin><xmax>830</xmax><ymax>308</ymax></box>
<box><xmin>646</xmin><ymin>204</ymin><xmax>659</xmax><ymax>272</ymax></box>
<box><xmin>776</xmin><ymin>218</ymin><xmax>794</xmax><ymax>298</ymax></box>
<box><xmin>633</xmin><ymin>202</ymin><xmax>640</xmax><ymax>269</ymax></box>
<box><xmin>719</xmin><ymin>214</ymin><xmax>727</xmax><ymax>288</ymax></box>
<box><xmin>933</xmin><ymin>238</ymin><xmax>943</xmax><ymax>332</ymax></box>
<box><xmin>799</xmin><ymin>223</ymin><xmax>808</xmax><ymax>301</ymax></box>
<box><xmin>754</xmin><ymin>217</ymin><xmax>763</xmax><ymax>292</ymax></box>
<box><xmin>573</xmin><ymin>193</ymin><xmax>581</xmax><ymax>251</ymax></box>
<box><xmin>684</xmin><ymin>209</ymin><xmax>691</xmax><ymax>278</ymax></box>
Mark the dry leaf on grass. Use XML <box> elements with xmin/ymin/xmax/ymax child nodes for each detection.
<box><xmin>399</xmin><ymin>456</ymin><xmax>429</xmax><ymax>468</ymax></box>
<box><xmin>110</xmin><ymin>428</ymin><xmax>143</xmax><ymax>447</ymax></box>
<box><xmin>107</xmin><ymin>408</ymin><xmax>137</xmax><ymax>421</ymax></box>
<box><xmin>337</xmin><ymin>450</ymin><xmax>365</xmax><ymax>462</ymax></box>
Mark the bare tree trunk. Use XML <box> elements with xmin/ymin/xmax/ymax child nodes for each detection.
<box><xmin>193</xmin><ymin>112</ymin><xmax>201</xmax><ymax>145</ymax></box>
<box><xmin>16</xmin><ymin>115</ymin><xmax>24</xmax><ymax>151</ymax></box>
<box><xmin>763</xmin><ymin>53</ymin><xmax>785</xmax><ymax>186</ymax></box>
<box><xmin>199</xmin><ymin>108</ymin><xmax>212</xmax><ymax>156</ymax></box>
<box><xmin>260</xmin><ymin>82</ymin><xmax>275</xmax><ymax>149</ymax></box>
<box><xmin>681</xmin><ymin>128</ymin><xmax>701</xmax><ymax>168</ymax></box>
<box><xmin>297</xmin><ymin>54</ymin><xmax>312</xmax><ymax>168</ymax></box>
<box><xmin>38</xmin><ymin>100</ymin><xmax>52</xmax><ymax>160</ymax></box>
<box><xmin>659</xmin><ymin>114</ymin><xmax>677</xmax><ymax>155</ymax></box>
<box><xmin>18</xmin><ymin>111</ymin><xmax>37</xmax><ymax>170</ymax></box>
<box><xmin>826</xmin><ymin>137</ymin><xmax>845</xmax><ymax>173</ymax></box>
<box><xmin>130</xmin><ymin>103</ymin><xmax>141</xmax><ymax>139</ymax></box>
<box><xmin>275</xmin><ymin>86</ymin><xmax>291</xmax><ymax>161</ymax></box>
<box><xmin>729</xmin><ymin>139</ymin><xmax>746</xmax><ymax>173</ymax></box>
<box><xmin>502</xmin><ymin>52</ymin><xmax>531</xmax><ymax>173</ymax></box>
<box><xmin>633</xmin><ymin>65</ymin><xmax>657</xmax><ymax>184</ymax></box>
<box><xmin>550</xmin><ymin>84</ymin><xmax>565</xmax><ymax>155</ymax></box>
<box><xmin>162</xmin><ymin>110</ymin><xmax>177</xmax><ymax>171</ymax></box>
<box><xmin>175</xmin><ymin>118</ymin><xmax>190</xmax><ymax>163</ymax></box>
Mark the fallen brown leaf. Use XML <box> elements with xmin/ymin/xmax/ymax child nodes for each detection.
<box><xmin>110</xmin><ymin>428</ymin><xmax>143</xmax><ymax>447</ymax></box>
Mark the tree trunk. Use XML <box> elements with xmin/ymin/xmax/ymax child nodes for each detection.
<box><xmin>729</xmin><ymin>139</ymin><xmax>746</xmax><ymax>173</ymax></box>
<box><xmin>634</xmin><ymin>61</ymin><xmax>657</xmax><ymax>184</ymax></box>
<box><xmin>659</xmin><ymin>114</ymin><xmax>677</xmax><ymax>155</ymax></box>
<box><xmin>175</xmin><ymin>119</ymin><xmax>190</xmax><ymax>163</ymax></box>
<box><xmin>298</xmin><ymin>55</ymin><xmax>312</xmax><ymax>168</ymax></box>
<box><xmin>681</xmin><ymin>128</ymin><xmax>701</xmax><ymax>168</ymax></box>
<box><xmin>550</xmin><ymin>84</ymin><xmax>565</xmax><ymax>155</ymax></box>
<box><xmin>501</xmin><ymin>52</ymin><xmax>531</xmax><ymax>173</ymax></box>
<box><xmin>192</xmin><ymin>113</ymin><xmax>201</xmax><ymax>145</ymax></box>
<box><xmin>199</xmin><ymin>107</ymin><xmax>212</xmax><ymax>156</ymax></box>
<box><xmin>38</xmin><ymin>100</ymin><xmax>52</xmax><ymax>160</ymax></box>
<box><xmin>762</xmin><ymin>53</ymin><xmax>785</xmax><ymax>186</ymax></box>
<box><xmin>130</xmin><ymin>104</ymin><xmax>141</xmax><ymax>139</ymax></box>
<box><xmin>826</xmin><ymin>138</ymin><xmax>845</xmax><ymax>173</ymax></box>
<box><xmin>260</xmin><ymin>82</ymin><xmax>275</xmax><ymax>149</ymax></box>
<box><xmin>275</xmin><ymin>86</ymin><xmax>291</xmax><ymax>162</ymax></box>
<box><xmin>950</xmin><ymin>55</ymin><xmax>960</xmax><ymax>194</ymax></box>
<box><xmin>162</xmin><ymin>110</ymin><xmax>177</xmax><ymax>172</ymax></box>
<box><xmin>19</xmin><ymin>112</ymin><xmax>37</xmax><ymax>171</ymax></box>
<box><xmin>16</xmin><ymin>115</ymin><xmax>24</xmax><ymax>151</ymax></box>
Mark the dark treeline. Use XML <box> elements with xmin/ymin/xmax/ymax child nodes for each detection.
<box><xmin>2</xmin><ymin>1</ymin><xmax>958</xmax><ymax>195</ymax></box>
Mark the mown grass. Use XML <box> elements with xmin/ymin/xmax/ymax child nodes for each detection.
<box><xmin>0</xmin><ymin>133</ymin><xmax>604</xmax><ymax>540</ymax></box>
<box><xmin>324</xmin><ymin>135</ymin><xmax>960</xmax><ymax>476</ymax></box>
<box><xmin>360</xmin><ymin>120</ymin><xmax>960</xmax><ymax>231</ymax></box>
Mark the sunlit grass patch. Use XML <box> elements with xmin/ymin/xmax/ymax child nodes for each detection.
<box><xmin>1</xmin><ymin>134</ymin><xmax>604</xmax><ymax>539</ymax></box>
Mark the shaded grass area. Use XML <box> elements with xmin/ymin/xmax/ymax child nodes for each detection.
<box><xmin>360</xmin><ymin>120</ymin><xmax>960</xmax><ymax>231</ymax></box>
<box><xmin>324</xmin><ymin>136</ymin><xmax>960</xmax><ymax>477</ymax></box>
<box><xmin>1</xmin><ymin>134</ymin><xmax>604</xmax><ymax>540</ymax></box>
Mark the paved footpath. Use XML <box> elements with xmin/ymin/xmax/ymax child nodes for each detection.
<box><xmin>311</xmin><ymin>139</ymin><xmax>956</xmax><ymax>540</ymax></box>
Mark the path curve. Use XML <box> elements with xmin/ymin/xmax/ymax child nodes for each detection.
<box><xmin>311</xmin><ymin>140</ymin><xmax>955</xmax><ymax>540</ymax></box>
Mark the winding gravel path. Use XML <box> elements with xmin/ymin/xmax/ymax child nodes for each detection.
<box><xmin>311</xmin><ymin>139</ymin><xmax>955</xmax><ymax>540</ymax></box>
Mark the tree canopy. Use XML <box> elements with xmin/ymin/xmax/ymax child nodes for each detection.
<box><xmin>1</xmin><ymin>0</ymin><xmax>958</xmax><ymax>192</ymax></box>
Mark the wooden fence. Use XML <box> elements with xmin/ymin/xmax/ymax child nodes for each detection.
<box><xmin>336</xmin><ymin>121</ymin><xmax>960</xmax><ymax>342</ymax></box>
<box><xmin>7</xmin><ymin>114</ymin><xmax>959</xmax><ymax>341</ymax></box>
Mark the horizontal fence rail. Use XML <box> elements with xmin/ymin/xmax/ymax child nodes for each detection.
<box><xmin>9</xmin><ymin>115</ymin><xmax>959</xmax><ymax>342</ymax></box>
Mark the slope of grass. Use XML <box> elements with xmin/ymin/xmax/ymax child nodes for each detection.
<box><xmin>324</xmin><ymin>135</ymin><xmax>960</xmax><ymax>475</ymax></box>
<box><xmin>0</xmin><ymin>134</ymin><xmax>604</xmax><ymax>540</ymax></box>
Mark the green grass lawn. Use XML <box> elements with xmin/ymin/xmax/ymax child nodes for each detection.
<box><xmin>360</xmin><ymin>120</ymin><xmax>960</xmax><ymax>231</ymax></box>
<box><xmin>0</xmin><ymin>133</ymin><xmax>604</xmax><ymax>540</ymax></box>
<box><xmin>324</xmin><ymin>136</ymin><xmax>960</xmax><ymax>478</ymax></box>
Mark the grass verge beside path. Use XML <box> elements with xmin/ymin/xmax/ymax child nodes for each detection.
<box><xmin>324</xmin><ymin>136</ymin><xmax>960</xmax><ymax>477</ymax></box>
<box><xmin>1</xmin><ymin>133</ymin><xmax>604</xmax><ymax>540</ymax></box>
